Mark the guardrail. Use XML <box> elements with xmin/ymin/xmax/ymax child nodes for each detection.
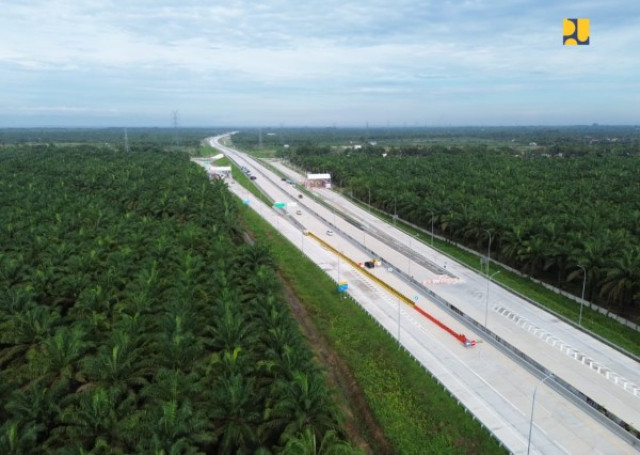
<box><xmin>302</xmin><ymin>194</ymin><xmax>640</xmax><ymax>447</ymax></box>
<box><xmin>390</xmin><ymin>211</ymin><xmax>640</xmax><ymax>335</ymax></box>
<box><xmin>305</xmin><ymin>231</ymin><xmax>475</xmax><ymax>347</ymax></box>
<box><xmin>215</xmin><ymin>149</ymin><xmax>639</xmax><ymax>447</ymax></box>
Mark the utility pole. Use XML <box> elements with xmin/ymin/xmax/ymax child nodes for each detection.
<box><xmin>483</xmin><ymin>229</ymin><xmax>493</xmax><ymax>276</ymax></box>
<box><xmin>578</xmin><ymin>265</ymin><xmax>587</xmax><ymax>326</ymax></box>
<box><xmin>171</xmin><ymin>110</ymin><xmax>179</xmax><ymax>146</ymax></box>
<box><xmin>527</xmin><ymin>373</ymin><xmax>555</xmax><ymax>454</ymax></box>
<box><xmin>124</xmin><ymin>128</ymin><xmax>130</xmax><ymax>153</ymax></box>
<box><xmin>485</xmin><ymin>271</ymin><xmax>500</xmax><ymax>327</ymax></box>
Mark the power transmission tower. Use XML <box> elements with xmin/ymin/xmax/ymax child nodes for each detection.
<box><xmin>124</xmin><ymin>128</ymin><xmax>130</xmax><ymax>153</ymax></box>
<box><xmin>171</xmin><ymin>110</ymin><xmax>179</xmax><ymax>146</ymax></box>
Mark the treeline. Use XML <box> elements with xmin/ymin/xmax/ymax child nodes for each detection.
<box><xmin>0</xmin><ymin>145</ymin><xmax>358</xmax><ymax>454</ymax></box>
<box><xmin>290</xmin><ymin>144</ymin><xmax>640</xmax><ymax>320</ymax></box>
<box><xmin>233</xmin><ymin>125</ymin><xmax>640</xmax><ymax>151</ymax></box>
<box><xmin>0</xmin><ymin>128</ymin><xmax>225</xmax><ymax>148</ymax></box>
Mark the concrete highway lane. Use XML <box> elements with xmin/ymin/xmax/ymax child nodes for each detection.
<box><xmin>201</xmin><ymin>134</ymin><xmax>639</xmax><ymax>454</ymax></box>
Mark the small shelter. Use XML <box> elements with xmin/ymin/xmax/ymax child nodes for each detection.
<box><xmin>304</xmin><ymin>173</ymin><xmax>331</xmax><ymax>189</ymax></box>
<box><xmin>207</xmin><ymin>166</ymin><xmax>232</xmax><ymax>180</ymax></box>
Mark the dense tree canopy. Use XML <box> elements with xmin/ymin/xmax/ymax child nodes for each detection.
<box><xmin>290</xmin><ymin>143</ymin><xmax>640</xmax><ymax>319</ymax></box>
<box><xmin>0</xmin><ymin>144</ymin><xmax>357</xmax><ymax>454</ymax></box>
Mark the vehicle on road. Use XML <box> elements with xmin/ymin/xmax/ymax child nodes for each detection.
<box><xmin>296</xmin><ymin>210</ymin><xmax>302</xmax><ymax>215</ymax></box>
<box><xmin>326</xmin><ymin>230</ymin><xmax>334</xmax><ymax>236</ymax></box>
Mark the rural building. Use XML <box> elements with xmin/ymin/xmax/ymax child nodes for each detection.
<box><xmin>304</xmin><ymin>172</ymin><xmax>331</xmax><ymax>189</ymax></box>
<box><xmin>207</xmin><ymin>166</ymin><xmax>232</xmax><ymax>179</ymax></box>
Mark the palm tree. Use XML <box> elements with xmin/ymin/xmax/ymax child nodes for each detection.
<box><xmin>568</xmin><ymin>235</ymin><xmax>609</xmax><ymax>301</ymax></box>
<box><xmin>238</xmin><ymin>244</ymin><xmax>275</xmax><ymax>273</ymax></box>
<box><xmin>206</xmin><ymin>298</ymin><xmax>258</xmax><ymax>353</ymax></box>
<box><xmin>56</xmin><ymin>385</ymin><xmax>140</xmax><ymax>452</ymax></box>
<box><xmin>516</xmin><ymin>234</ymin><xmax>551</xmax><ymax>276</ymax></box>
<box><xmin>206</xmin><ymin>346</ymin><xmax>253</xmax><ymax>378</ymax></box>
<box><xmin>0</xmin><ymin>254</ymin><xmax>29</xmax><ymax>288</ymax></box>
<box><xmin>209</xmin><ymin>374</ymin><xmax>261</xmax><ymax>454</ymax></box>
<box><xmin>0</xmin><ymin>303</ymin><xmax>60</xmax><ymax>368</ymax></box>
<box><xmin>600</xmin><ymin>246</ymin><xmax>640</xmax><ymax>313</ymax></box>
<box><xmin>155</xmin><ymin>311</ymin><xmax>203</xmax><ymax>371</ymax></box>
<box><xmin>0</xmin><ymin>421</ymin><xmax>43</xmax><ymax>455</ymax></box>
<box><xmin>30</xmin><ymin>325</ymin><xmax>92</xmax><ymax>385</ymax></box>
<box><xmin>141</xmin><ymin>368</ymin><xmax>204</xmax><ymax>406</ymax></box>
<box><xmin>57</xmin><ymin>387</ymin><xmax>118</xmax><ymax>447</ymax></box>
<box><xmin>259</xmin><ymin>344</ymin><xmax>312</xmax><ymax>382</ymax></box>
<box><xmin>500</xmin><ymin>223</ymin><xmax>529</xmax><ymax>266</ymax></box>
<box><xmin>82</xmin><ymin>329</ymin><xmax>151</xmax><ymax>395</ymax></box>
<box><xmin>281</xmin><ymin>427</ymin><xmax>358</xmax><ymax>455</ymax></box>
<box><xmin>4</xmin><ymin>377</ymin><xmax>68</xmax><ymax>433</ymax></box>
<box><xmin>266</xmin><ymin>372</ymin><xmax>340</xmax><ymax>444</ymax></box>
<box><xmin>138</xmin><ymin>398</ymin><xmax>211</xmax><ymax>454</ymax></box>
<box><xmin>242</xmin><ymin>266</ymin><xmax>281</xmax><ymax>308</ymax></box>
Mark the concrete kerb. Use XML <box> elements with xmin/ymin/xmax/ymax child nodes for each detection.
<box><xmin>353</xmin><ymin>205</ymin><xmax>640</xmax><ymax>361</ymax></box>
<box><xmin>225</xmin><ymin>157</ymin><xmax>639</xmax><ymax>447</ymax></box>
<box><xmin>277</xmin><ymin>157</ymin><xmax>637</xmax><ymax>333</ymax></box>
<box><xmin>321</xmin><ymin>256</ymin><xmax>510</xmax><ymax>451</ymax></box>
<box><xmin>298</xmin><ymin>207</ymin><xmax>531</xmax><ymax>448</ymax></box>
<box><xmin>305</xmin><ymin>205</ymin><xmax>640</xmax><ymax>446</ymax></box>
<box><xmin>397</xmin><ymin>214</ymin><xmax>640</xmax><ymax>333</ymax></box>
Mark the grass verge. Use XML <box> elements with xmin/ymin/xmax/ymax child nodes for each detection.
<box><xmin>223</xmin><ymin>147</ymin><xmax>639</xmax><ymax>355</ymax></box>
<box><xmin>202</xmin><ymin>142</ymin><xmax>272</xmax><ymax>205</ymax></box>
<box><xmin>240</xmin><ymin>204</ymin><xmax>507</xmax><ymax>454</ymax></box>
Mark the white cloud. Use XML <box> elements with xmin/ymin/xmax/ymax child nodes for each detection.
<box><xmin>18</xmin><ymin>106</ymin><xmax>119</xmax><ymax>114</ymax></box>
<box><xmin>1</xmin><ymin>0</ymin><xmax>639</xmax><ymax>126</ymax></box>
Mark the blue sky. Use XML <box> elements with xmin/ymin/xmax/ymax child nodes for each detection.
<box><xmin>1</xmin><ymin>0</ymin><xmax>639</xmax><ymax>127</ymax></box>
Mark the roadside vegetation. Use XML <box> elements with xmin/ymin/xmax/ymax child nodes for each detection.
<box><xmin>340</xmin><ymin>199</ymin><xmax>640</xmax><ymax>356</ymax></box>
<box><xmin>278</xmin><ymin>134</ymin><xmax>640</xmax><ymax>330</ymax></box>
<box><xmin>240</xmin><ymin>206</ymin><xmax>507</xmax><ymax>454</ymax></box>
<box><xmin>4</xmin><ymin>126</ymin><xmax>637</xmax><ymax>454</ymax></box>
<box><xmin>0</xmin><ymin>143</ymin><xmax>358</xmax><ymax>454</ymax></box>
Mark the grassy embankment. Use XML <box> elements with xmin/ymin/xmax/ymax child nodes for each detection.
<box><xmin>237</xmin><ymin>203</ymin><xmax>507</xmax><ymax>454</ymax></box>
<box><xmin>208</xmin><ymin>138</ymin><xmax>505</xmax><ymax>452</ymax></box>
<box><xmin>198</xmin><ymin>148</ymin><xmax>271</xmax><ymax>205</ymax></box>
<box><xmin>206</xmin><ymin>141</ymin><xmax>640</xmax><ymax>355</ymax></box>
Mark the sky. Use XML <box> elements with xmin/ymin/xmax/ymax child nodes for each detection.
<box><xmin>1</xmin><ymin>0</ymin><xmax>639</xmax><ymax>127</ymax></box>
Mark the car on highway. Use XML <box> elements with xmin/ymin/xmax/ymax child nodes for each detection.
<box><xmin>326</xmin><ymin>230</ymin><xmax>334</xmax><ymax>236</ymax></box>
<box><xmin>296</xmin><ymin>210</ymin><xmax>302</xmax><ymax>215</ymax></box>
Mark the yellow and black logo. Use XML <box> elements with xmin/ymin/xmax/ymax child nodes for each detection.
<box><xmin>563</xmin><ymin>18</ymin><xmax>590</xmax><ymax>45</ymax></box>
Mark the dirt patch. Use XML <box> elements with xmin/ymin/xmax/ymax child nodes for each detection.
<box><xmin>279</xmin><ymin>278</ymin><xmax>394</xmax><ymax>455</ymax></box>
